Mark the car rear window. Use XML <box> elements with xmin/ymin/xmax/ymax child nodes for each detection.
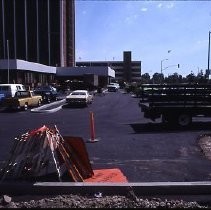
<box><xmin>71</xmin><ymin>92</ymin><xmax>86</xmax><ymax>95</ymax></box>
<box><xmin>15</xmin><ymin>91</ymin><xmax>30</xmax><ymax>97</ymax></box>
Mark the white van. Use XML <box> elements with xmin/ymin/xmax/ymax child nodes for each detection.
<box><xmin>0</xmin><ymin>84</ymin><xmax>26</xmax><ymax>101</ymax></box>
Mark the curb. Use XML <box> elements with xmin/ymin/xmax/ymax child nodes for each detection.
<box><xmin>31</xmin><ymin>99</ymin><xmax>66</xmax><ymax>113</ymax></box>
<box><xmin>1</xmin><ymin>181</ymin><xmax>211</xmax><ymax>197</ymax></box>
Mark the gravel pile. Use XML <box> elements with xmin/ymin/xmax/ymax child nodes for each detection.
<box><xmin>0</xmin><ymin>194</ymin><xmax>208</xmax><ymax>208</ymax></box>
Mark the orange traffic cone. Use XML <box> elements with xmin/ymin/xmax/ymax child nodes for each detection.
<box><xmin>87</xmin><ymin>111</ymin><xmax>99</xmax><ymax>143</ymax></box>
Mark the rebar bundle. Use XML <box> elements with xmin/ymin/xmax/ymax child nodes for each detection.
<box><xmin>0</xmin><ymin>125</ymin><xmax>93</xmax><ymax>182</ymax></box>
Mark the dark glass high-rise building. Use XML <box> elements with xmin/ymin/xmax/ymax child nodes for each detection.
<box><xmin>0</xmin><ymin>0</ymin><xmax>75</xmax><ymax>67</ymax></box>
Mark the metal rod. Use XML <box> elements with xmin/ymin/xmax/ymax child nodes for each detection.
<box><xmin>208</xmin><ymin>31</ymin><xmax>210</xmax><ymax>74</ymax></box>
<box><xmin>13</xmin><ymin>0</ymin><xmax>17</xmax><ymax>59</ymax></box>
<box><xmin>24</xmin><ymin>0</ymin><xmax>28</xmax><ymax>60</ymax></box>
<box><xmin>36</xmin><ymin>0</ymin><xmax>40</xmax><ymax>63</ymax></box>
<box><xmin>2</xmin><ymin>0</ymin><xmax>6</xmax><ymax>58</ymax></box>
<box><xmin>47</xmin><ymin>0</ymin><xmax>51</xmax><ymax>65</ymax></box>
<box><xmin>7</xmin><ymin>40</ymin><xmax>9</xmax><ymax>84</ymax></box>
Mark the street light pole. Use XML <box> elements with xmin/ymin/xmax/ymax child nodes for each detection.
<box><xmin>161</xmin><ymin>58</ymin><xmax>168</xmax><ymax>74</ymax></box>
<box><xmin>7</xmin><ymin>40</ymin><xmax>10</xmax><ymax>84</ymax></box>
<box><xmin>208</xmin><ymin>31</ymin><xmax>211</xmax><ymax>75</ymax></box>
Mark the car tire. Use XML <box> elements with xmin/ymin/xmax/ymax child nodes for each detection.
<box><xmin>47</xmin><ymin>97</ymin><xmax>51</xmax><ymax>103</ymax></box>
<box><xmin>23</xmin><ymin>103</ymin><xmax>28</xmax><ymax>111</ymax></box>
<box><xmin>38</xmin><ymin>99</ymin><xmax>42</xmax><ymax>107</ymax></box>
<box><xmin>177</xmin><ymin>113</ymin><xmax>192</xmax><ymax>127</ymax></box>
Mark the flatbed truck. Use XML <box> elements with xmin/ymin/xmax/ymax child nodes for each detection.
<box><xmin>138</xmin><ymin>84</ymin><xmax>211</xmax><ymax>127</ymax></box>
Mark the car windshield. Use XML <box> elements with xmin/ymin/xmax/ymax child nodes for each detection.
<box><xmin>35</xmin><ymin>86</ymin><xmax>51</xmax><ymax>91</ymax></box>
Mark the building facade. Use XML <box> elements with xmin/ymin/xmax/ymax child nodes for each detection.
<box><xmin>0</xmin><ymin>0</ymin><xmax>75</xmax><ymax>67</ymax></box>
<box><xmin>76</xmin><ymin>51</ymin><xmax>142</xmax><ymax>83</ymax></box>
<box><xmin>0</xmin><ymin>1</ymin><xmax>140</xmax><ymax>88</ymax></box>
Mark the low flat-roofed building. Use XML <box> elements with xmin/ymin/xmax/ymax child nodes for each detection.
<box><xmin>76</xmin><ymin>51</ymin><xmax>141</xmax><ymax>83</ymax></box>
<box><xmin>0</xmin><ymin>59</ymin><xmax>115</xmax><ymax>89</ymax></box>
<box><xmin>0</xmin><ymin>59</ymin><xmax>56</xmax><ymax>88</ymax></box>
<box><xmin>56</xmin><ymin>66</ymin><xmax>115</xmax><ymax>88</ymax></box>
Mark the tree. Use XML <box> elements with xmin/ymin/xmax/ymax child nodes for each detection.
<box><xmin>186</xmin><ymin>71</ymin><xmax>196</xmax><ymax>83</ymax></box>
<box><xmin>152</xmin><ymin>73</ymin><xmax>163</xmax><ymax>84</ymax></box>
<box><xmin>141</xmin><ymin>73</ymin><xmax>151</xmax><ymax>84</ymax></box>
<box><xmin>196</xmin><ymin>69</ymin><xmax>207</xmax><ymax>84</ymax></box>
<box><xmin>164</xmin><ymin>72</ymin><xmax>183</xmax><ymax>84</ymax></box>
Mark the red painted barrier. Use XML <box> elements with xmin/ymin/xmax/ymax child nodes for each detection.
<box><xmin>87</xmin><ymin>111</ymin><xmax>99</xmax><ymax>143</ymax></box>
<box><xmin>85</xmin><ymin>168</ymin><xmax>128</xmax><ymax>183</ymax></box>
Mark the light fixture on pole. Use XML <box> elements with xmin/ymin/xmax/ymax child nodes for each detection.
<box><xmin>161</xmin><ymin>58</ymin><xmax>168</xmax><ymax>74</ymax></box>
<box><xmin>7</xmin><ymin>40</ymin><xmax>10</xmax><ymax>84</ymax></box>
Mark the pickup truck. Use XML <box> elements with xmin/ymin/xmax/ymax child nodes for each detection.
<box><xmin>2</xmin><ymin>90</ymin><xmax>42</xmax><ymax>111</ymax></box>
<box><xmin>138</xmin><ymin>84</ymin><xmax>211</xmax><ymax>127</ymax></box>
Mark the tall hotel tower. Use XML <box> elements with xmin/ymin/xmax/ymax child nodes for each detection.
<box><xmin>0</xmin><ymin>0</ymin><xmax>75</xmax><ymax>67</ymax></box>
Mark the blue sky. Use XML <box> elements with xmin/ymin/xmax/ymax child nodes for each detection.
<box><xmin>75</xmin><ymin>0</ymin><xmax>211</xmax><ymax>77</ymax></box>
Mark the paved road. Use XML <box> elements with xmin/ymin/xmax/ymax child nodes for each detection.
<box><xmin>1</xmin><ymin>90</ymin><xmax>211</xmax><ymax>182</ymax></box>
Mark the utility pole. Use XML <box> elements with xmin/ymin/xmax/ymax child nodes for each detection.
<box><xmin>7</xmin><ymin>40</ymin><xmax>10</xmax><ymax>84</ymax></box>
<box><xmin>208</xmin><ymin>31</ymin><xmax>211</xmax><ymax>75</ymax></box>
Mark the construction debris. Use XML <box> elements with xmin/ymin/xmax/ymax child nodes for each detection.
<box><xmin>0</xmin><ymin>124</ymin><xmax>128</xmax><ymax>183</ymax></box>
<box><xmin>2</xmin><ymin>195</ymin><xmax>12</xmax><ymax>205</ymax></box>
<box><xmin>0</xmin><ymin>125</ymin><xmax>94</xmax><ymax>182</ymax></box>
<box><xmin>85</xmin><ymin>168</ymin><xmax>128</xmax><ymax>182</ymax></box>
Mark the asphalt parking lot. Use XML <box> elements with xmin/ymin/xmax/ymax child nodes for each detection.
<box><xmin>1</xmin><ymin>90</ymin><xmax>211</xmax><ymax>183</ymax></box>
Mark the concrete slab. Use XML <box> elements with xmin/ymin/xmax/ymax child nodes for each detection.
<box><xmin>31</xmin><ymin>99</ymin><xmax>66</xmax><ymax>113</ymax></box>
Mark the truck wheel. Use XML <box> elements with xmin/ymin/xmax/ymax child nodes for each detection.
<box><xmin>47</xmin><ymin>97</ymin><xmax>51</xmax><ymax>103</ymax></box>
<box><xmin>177</xmin><ymin>113</ymin><xmax>192</xmax><ymax>127</ymax></box>
<box><xmin>24</xmin><ymin>103</ymin><xmax>28</xmax><ymax>111</ymax></box>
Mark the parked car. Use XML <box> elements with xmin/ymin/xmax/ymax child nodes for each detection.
<box><xmin>66</xmin><ymin>90</ymin><xmax>93</xmax><ymax>106</ymax></box>
<box><xmin>0</xmin><ymin>84</ymin><xmax>26</xmax><ymax>105</ymax></box>
<box><xmin>34</xmin><ymin>85</ymin><xmax>58</xmax><ymax>103</ymax></box>
<box><xmin>2</xmin><ymin>90</ymin><xmax>42</xmax><ymax>111</ymax></box>
<box><xmin>107</xmin><ymin>84</ymin><xmax>118</xmax><ymax>92</ymax></box>
<box><xmin>109</xmin><ymin>82</ymin><xmax>120</xmax><ymax>89</ymax></box>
